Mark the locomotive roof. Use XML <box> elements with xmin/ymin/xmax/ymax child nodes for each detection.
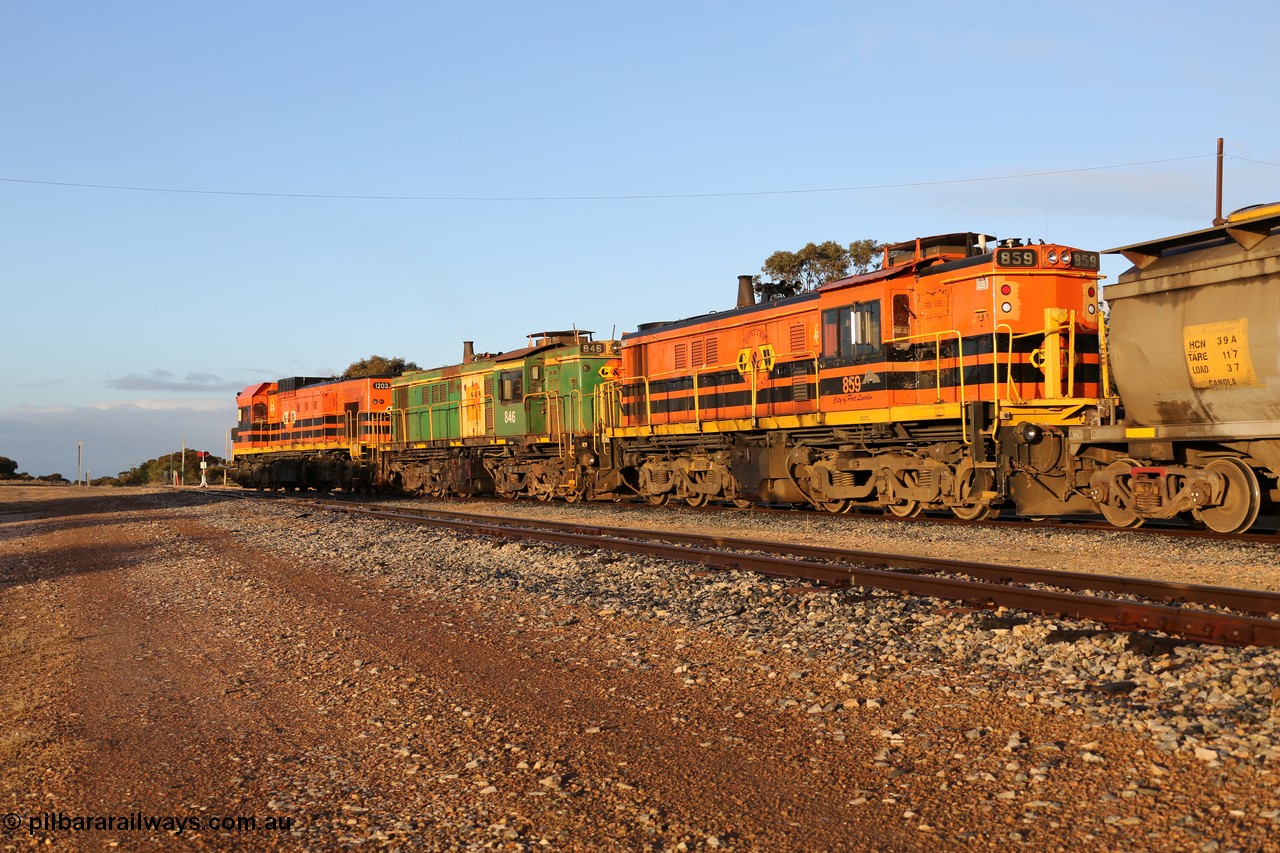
<box><xmin>623</xmin><ymin>290</ymin><xmax>822</xmax><ymax>340</ymax></box>
<box><xmin>624</xmin><ymin>232</ymin><xmax>998</xmax><ymax>341</ymax></box>
<box><xmin>493</xmin><ymin>342</ymin><xmax>562</xmax><ymax>363</ymax></box>
<box><xmin>238</xmin><ymin>381</ymin><xmax>275</xmax><ymax>397</ymax></box>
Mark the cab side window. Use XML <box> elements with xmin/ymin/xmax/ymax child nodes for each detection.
<box><xmin>821</xmin><ymin>300</ymin><xmax>882</xmax><ymax>364</ymax></box>
<box><xmin>499</xmin><ymin>369</ymin><xmax>524</xmax><ymax>404</ymax></box>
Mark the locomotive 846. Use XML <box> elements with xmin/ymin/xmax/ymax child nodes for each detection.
<box><xmin>383</xmin><ymin>331</ymin><xmax>622</xmax><ymax>501</ymax></box>
<box><xmin>595</xmin><ymin>233</ymin><xmax>1108</xmax><ymax>520</ymax></box>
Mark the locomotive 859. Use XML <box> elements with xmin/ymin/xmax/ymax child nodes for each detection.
<box><xmin>596</xmin><ymin>232</ymin><xmax>1106</xmax><ymax>520</ymax></box>
<box><xmin>230</xmin><ymin>207</ymin><xmax>1280</xmax><ymax>533</ymax></box>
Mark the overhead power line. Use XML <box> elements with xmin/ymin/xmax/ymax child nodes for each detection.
<box><xmin>0</xmin><ymin>154</ymin><xmax>1249</xmax><ymax>202</ymax></box>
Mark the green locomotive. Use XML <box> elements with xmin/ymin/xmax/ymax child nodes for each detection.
<box><xmin>383</xmin><ymin>331</ymin><xmax>622</xmax><ymax>500</ymax></box>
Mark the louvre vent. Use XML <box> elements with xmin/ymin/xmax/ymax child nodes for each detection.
<box><xmin>789</xmin><ymin>323</ymin><xmax>806</xmax><ymax>355</ymax></box>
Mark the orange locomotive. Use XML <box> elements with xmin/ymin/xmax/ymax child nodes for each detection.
<box><xmin>597</xmin><ymin>233</ymin><xmax>1109</xmax><ymax>519</ymax></box>
<box><xmin>231</xmin><ymin>375</ymin><xmax>394</xmax><ymax>491</ymax></box>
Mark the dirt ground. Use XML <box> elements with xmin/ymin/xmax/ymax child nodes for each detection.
<box><xmin>2</xmin><ymin>486</ymin><xmax>1277</xmax><ymax>851</ymax></box>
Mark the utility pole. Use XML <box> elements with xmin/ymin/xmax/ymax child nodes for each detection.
<box><xmin>181</xmin><ymin>439</ymin><xmax>186</xmax><ymax>487</ymax></box>
<box><xmin>1213</xmin><ymin>137</ymin><xmax>1226</xmax><ymax>226</ymax></box>
<box><xmin>77</xmin><ymin>441</ymin><xmax>83</xmax><ymax>486</ymax></box>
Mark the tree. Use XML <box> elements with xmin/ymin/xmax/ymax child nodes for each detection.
<box><xmin>115</xmin><ymin>450</ymin><xmax>227</xmax><ymax>486</ymax></box>
<box><xmin>756</xmin><ymin>238</ymin><xmax>884</xmax><ymax>300</ymax></box>
<box><xmin>0</xmin><ymin>456</ymin><xmax>17</xmax><ymax>479</ymax></box>
<box><xmin>342</xmin><ymin>355</ymin><xmax>420</xmax><ymax>379</ymax></box>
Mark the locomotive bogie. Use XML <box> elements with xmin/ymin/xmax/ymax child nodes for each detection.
<box><xmin>234</xmin><ymin>453</ymin><xmax>378</xmax><ymax>493</ymax></box>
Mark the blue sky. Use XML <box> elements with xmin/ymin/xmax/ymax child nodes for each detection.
<box><xmin>3</xmin><ymin>1</ymin><xmax>1278</xmax><ymax>478</ymax></box>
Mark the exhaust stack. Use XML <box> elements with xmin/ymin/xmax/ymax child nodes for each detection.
<box><xmin>736</xmin><ymin>275</ymin><xmax>756</xmax><ymax>308</ymax></box>
<box><xmin>463</xmin><ymin>341</ymin><xmax>475</xmax><ymax>364</ymax></box>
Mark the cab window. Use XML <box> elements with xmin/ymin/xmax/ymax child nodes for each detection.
<box><xmin>499</xmin><ymin>369</ymin><xmax>524</xmax><ymax>404</ymax></box>
<box><xmin>822</xmin><ymin>300</ymin><xmax>882</xmax><ymax>363</ymax></box>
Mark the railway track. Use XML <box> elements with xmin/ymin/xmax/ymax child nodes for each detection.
<box><xmin>662</xmin><ymin>497</ymin><xmax>1280</xmax><ymax>542</ymax></box>
<box><xmin>207</xmin><ymin>490</ymin><xmax>1280</xmax><ymax>648</ymax></box>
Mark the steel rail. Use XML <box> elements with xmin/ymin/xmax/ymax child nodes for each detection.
<box><xmin>314</xmin><ymin>500</ymin><xmax>1280</xmax><ymax>618</ymax></box>
<box><xmin>219</xmin><ymin>492</ymin><xmax>1280</xmax><ymax>647</ymax></box>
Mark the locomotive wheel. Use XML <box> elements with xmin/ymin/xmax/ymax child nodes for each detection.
<box><xmin>645</xmin><ymin>493</ymin><xmax>670</xmax><ymax>506</ymax></box>
<box><xmin>952</xmin><ymin>465</ymin><xmax>993</xmax><ymax>521</ymax></box>
<box><xmin>685</xmin><ymin>493</ymin><xmax>710</xmax><ymax>508</ymax></box>
<box><xmin>886</xmin><ymin>500</ymin><xmax>921</xmax><ymax>518</ymax></box>
<box><xmin>951</xmin><ymin>502</ymin><xmax>991</xmax><ymax>522</ymax></box>
<box><xmin>1097</xmin><ymin>459</ymin><xmax>1144</xmax><ymax>529</ymax></box>
<box><xmin>564</xmin><ymin>490</ymin><xmax>582</xmax><ymax>503</ymax></box>
<box><xmin>1197</xmin><ymin>458</ymin><xmax>1261</xmax><ymax>534</ymax></box>
<box><xmin>731</xmin><ymin>499</ymin><xmax>753</xmax><ymax>509</ymax></box>
<box><xmin>820</xmin><ymin>499</ymin><xmax>852</xmax><ymax>514</ymax></box>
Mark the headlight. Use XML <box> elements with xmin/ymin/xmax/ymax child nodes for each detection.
<box><xmin>1061</xmin><ymin>251</ymin><xmax>1072</xmax><ymax>266</ymax></box>
<box><xmin>1047</xmin><ymin>250</ymin><xmax>1058</xmax><ymax>264</ymax></box>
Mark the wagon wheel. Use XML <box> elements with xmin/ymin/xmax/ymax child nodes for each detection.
<box><xmin>886</xmin><ymin>500</ymin><xmax>921</xmax><ymax>518</ymax></box>
<box><xmin>685</xmin><ymin>493</ymin><xmax>710</xmax><ymax>508</ymax></box>
<box><xmin>1097</xmin><ymin>459</ymin><xmax>1144</xmax><ymax>529</ymax></box>
<box><xmin>731</xmin><ymin>499</ymin><xmax>754</xmax><ymax>509</ymax></box>
<box><xmin>564</xmin><ymin>490</ymin><xmax>583</xmax><ymax>503</ymax></box>
<box><xmin>1196</xmin><ymin>458</ymin><xmax>1261</xmax><ymax>534</ymax></box>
